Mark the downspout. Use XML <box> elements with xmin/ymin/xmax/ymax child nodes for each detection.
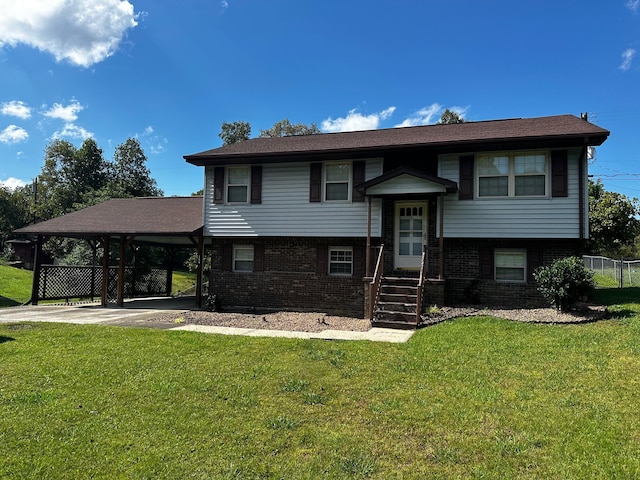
<box><xmin>579</xmin><ymin>142</ymin><xmax>587</xmax><ymax>241</ymax></box>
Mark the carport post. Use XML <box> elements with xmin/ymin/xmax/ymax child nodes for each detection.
<box><xmin>117</xmin><ymin>236</ymin><xmax>126</xmax><ymax>307</ymax></box>
<box><xmin>101</xmin><ymin>236</ymin><xmax>110</xmax><ymax>306</ymax></box>
<box><xmin>30</xmin><ymin>235</ymin><xmax>44</xmax><ymax>305</ymax></box>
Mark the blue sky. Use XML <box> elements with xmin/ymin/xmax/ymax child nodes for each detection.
<box><xmin>1</xmin><ymin>0</ymin><xmax>639</xmax><ymax>199</ymax></box>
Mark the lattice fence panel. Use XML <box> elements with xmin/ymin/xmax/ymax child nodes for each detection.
<box><xmin>37</xmin><ymin>265</ymin><xmax>168</xmax><ymax>302</ymax></box>
<box><xmin>39</xmin><ymin>265</ymin><xmax>101</xmax><ymax>300</ymax></box>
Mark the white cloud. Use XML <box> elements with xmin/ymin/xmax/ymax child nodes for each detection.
<box><xmin>42</xmin><ymin>99</ymin><xmax>84</xmax><ymax>122</ymax></box>
<box><xmin>394</xmin><ymin>103</ymin><xmax>442</xmax><ymax>127</ymax></box>
<box><xmin>627</xmin><ymin>0</ymin><xmax>640</xmax><ymax>12</ymax></box>
<box><xmin>321</xmin><ymin>107</ymin><xmax>396</xmax><ymax>133</ymax></box>
<box><xmin>138</xmin><ymin>125</ymin><xmax>167</xmax><ymax>154</ymax></box>
<box><xmin>620</xmin><ymin>48</ymin><xmax>636</xmax><ymax>71</ymax></box>
<box><xmin>1</xmin><ymin>100</ymin><xmax>31</xmax><ymax>119</ymax></box>
<box><xmin>0</xmin><ymin>125</ymin><xmax>29</xmax><ymax>144</ymax></box>
<box><xmin>52</xmin><ymin>123</ymin><xmax>93</xmax><ymax>140</ymax></box>
<box><xmin>0</xmin><ymin>177</ymin><xmax>28</xmax><ymax>190</ymax></box>
<box><xmin>0</xmin><ymin>0</ymin><xmax>139</xmax><ymax>67</ymax></box>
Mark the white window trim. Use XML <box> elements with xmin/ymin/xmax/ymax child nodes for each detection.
<box><xmin>323</xmin><ymin>161</ymin><xmax>352</xmax><ymax>202</ymax></box>
<box><xmin>233</xmin><ymin>244</ymin><xmax>254</xmax><ymax>273</ymax></box>
<box><xmin>495</xmin><ymin>248</ymin><xmax>527</xmax><ymax>283</ymax></box>
<box><xmin>477</xmin><ymin>151</ymin><xmax>548</xmax><ymax>198</ymax></box>
<box><xmin>226</xmin><ymin>166</ymin><xmax>250</xmax><ymax>204</ymax></box>
<box><xmin>328</xmin><ymin>246</ymin><xmax>353</xmax><ymax>276</ymax></box>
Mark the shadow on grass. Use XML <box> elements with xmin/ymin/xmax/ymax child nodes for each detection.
<box><xmin>593</xmin><ymin>287</ymin><xmax>640</xmax><ymax>320</ymax></box>
<box><xmin>0</xmin><ymin>336</ymin><xmax>16</xmax><ymax>344</ymax></box>
<box><xmin>0</xmin><ymin>296</ymin><xmax>21</xmax><ymax>308</ymax></box>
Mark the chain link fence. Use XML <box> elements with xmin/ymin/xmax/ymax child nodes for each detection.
<box><xmin>583</xmin><ymin>255</ymin><xmax>640</xmax><ymax>287</ymax></box>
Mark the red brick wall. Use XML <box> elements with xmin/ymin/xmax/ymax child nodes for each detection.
<box><xmin>208</xmin><ymin>237</ymin><xmax>367</xmax><ymax>317</ymax></box>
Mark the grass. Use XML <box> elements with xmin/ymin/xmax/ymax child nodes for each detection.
<box><xmin>171</xmin><ymin>269</ymin><xmax>197</xmax><ymax>295</ymax></box>
<box><xmin>2</xmin><ymin>288</ymin><xmax>640</xmax><ymax>478</ymax></box>
<box><xmin>0</xmin><ymin>264</ymin><xmax>32</xmax><ymax>307</ymax></box>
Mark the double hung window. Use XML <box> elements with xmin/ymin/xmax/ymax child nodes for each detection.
<box><xmin>233</xmin><ymin>245</ymin><xmax>254</xmax><ymax>272</ymax></box>
<box><xmin>477</xmin><ymin>152</ymin><xmax>547</xmax><ymax>197</ymax></box>
<box><xmin>328</xmin><ymin>247</ymin><xmax>353</xmax><ymax>275</ymax></box>
<box><xmin>227</xmin><ymin>166</ymin><xmax>250</xmax><ymax>203</ymax></box>
<box><xmin>495</xmin><ymin>249</ymin><xmax>526</xmax><ymax>282</ymax></box>
<box><xmin>324</xmin><ymin>162</ymin><xmax>351</xmax><ymax>201</ymax></box>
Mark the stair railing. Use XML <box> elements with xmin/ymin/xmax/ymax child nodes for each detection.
<box><xmin>368</xmin><ymin>244</ymin><xmax>385</xmax><ymax>321</ymax></box>
<box><xmin>416</xmin><ymin>245</ymin><xmax>428</xmax><ymax>325</ymax></box>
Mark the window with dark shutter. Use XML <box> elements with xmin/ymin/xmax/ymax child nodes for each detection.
<box><xmin>479</xmin><ymin>247</ymin><xmax>493</xmax><ymax>279</ymax></box>
<box><xmin>221</xmin><ymin>244</ymin><xmax>232</xmax><ymax>271</ymax></box>
<box><xmin>254</xmin><ymin>244</ymin><xmax>265</xmax><ymax>272</ymax></box>
<box><xmin>551</xmin><ymin>150</ymin><xmax>568</xmax><ymax>197</ymax></box>
<box><xmin>250</xmin><ymin>166</ymin><xmax>262</xmax><ymax>204</ymax></box>
<box><xmin>352</xmin><ymin>161</ymin><xmax>365</xmax><ymax>202</ymax></box>
<box><xmin>309</xmin><ymin>163</ymin><xmax>322</xmax><ymax>202</ymax></box>
<box><xmin>352</xmin><ymin>246</ymin><xmax>364</xmax><ymax>277</ymax></box>
<box><xmin>459</xmin><ymin>155</ymin><xmax>474</xmax><ymax>200</ymax></box>
<box><xmin>527</xmin><ymin>248</ymin><xmax>543</xmax><ymax>282</ymax></box>
<box><xmin>316</xmin><ymin>245</ymin><xmax>328</xmax><ymax>274</ymax></box>
<box><xmin>214</xmin><ymin>167</ymin><xmax>225</xmax><ymax>203</ymax></box>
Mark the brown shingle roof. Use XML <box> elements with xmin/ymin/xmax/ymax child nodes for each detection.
<box><xmin>185</xmin><ymin>114</ymin><xmax>609</xmax><ymax>166</ymax></box>
<box><xmin>15</xmin><ymin>197</ymin><xmax>203</xmax><ymax>245</ymax></box>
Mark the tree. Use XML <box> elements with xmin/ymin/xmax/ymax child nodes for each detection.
<box><xmin>0</xmin><ymin>184</ymin><xmax>31</xmax><ymax>250</ymax></box>
<box><xmin>588</xmin><ymin>179</ymin><xmax>640</xmax><ymax>257</ymax></box>
<box><xmin>112</xmin><ymin>138</ymin><xmax>162</xmax><ymax>197</ymax></box>
<box><xmin>219</xmin><ymin>121</ymin><xmax>251</xmax><ymax>145</ymax></box>
<box><xmin>437</xmin><ymin>109</ymin><xmax>465</xmax><ymax>125</ymax></box>
<box><xmin>258</xmin><ymin>118</ymin><xmax>320</xmax><ymax>137</ymax></box>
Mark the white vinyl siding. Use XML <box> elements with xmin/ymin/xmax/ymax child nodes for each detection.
<box><xmin>439</xmin><ymin>148</ymin><xmax>584</xmax><ymax>238</ymax></box>
<box><xmin>204</xmin><ymin>159</ymin><xmax>383</xmax><ymax>237</ymax></box>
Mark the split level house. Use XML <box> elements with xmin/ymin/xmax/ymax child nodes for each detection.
<box><xmin>185</xmin><ymin>114</ymin><xmax>609</xmax><ymax>328</ymax></box>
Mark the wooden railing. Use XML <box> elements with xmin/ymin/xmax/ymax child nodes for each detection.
<box><xmin>368</xmin><ymin>244</ymin><xmax>385</xmax><ymax>321</ymax></box>
<box><xmin>416</xmin><ymin>245</ymin><xmax>429</xmax><ymax>325</ymax></box>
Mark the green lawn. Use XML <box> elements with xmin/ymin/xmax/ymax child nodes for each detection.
<box><xmin>1</xmin><ymin>289</ymin><xmax>640</xmax><ymax>478</ymax></box>
<box><xmin>0</xmin><ymin>264</ymin><xmax>32</xmax><ymax>307</ymax></box>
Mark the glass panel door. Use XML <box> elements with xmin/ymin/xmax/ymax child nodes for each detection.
<box><xmin>394</xmin><ymin>202</ymin><xmax>427</xmax><ymax>270</ymax></box>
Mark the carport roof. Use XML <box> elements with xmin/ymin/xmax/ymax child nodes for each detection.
<box><xmin>14</xmin><ymin>197</ymin><xmax>204</xmax><ymax>246</ymax></box>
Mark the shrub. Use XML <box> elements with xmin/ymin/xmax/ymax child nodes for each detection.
<box><xmin>534</xmin><ymin>256</ymin><xmax>595</xmax><ymax>311</ymax></box>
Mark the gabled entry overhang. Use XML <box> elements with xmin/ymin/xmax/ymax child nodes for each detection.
<box><xmin>356</xmin><ymin>167</ymin><xmax>457</xmax><ymax>197</ymax></box>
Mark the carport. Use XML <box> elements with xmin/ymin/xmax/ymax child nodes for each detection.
<box><xmin>14</xmin><ymin>197</ymin><xmax>206</xmax><ymax>308</ymax></box>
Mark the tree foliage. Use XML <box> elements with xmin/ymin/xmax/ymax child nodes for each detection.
<box><xmin>111</xmin><ymin>138</ymin><xmax>162</xmax><ymax>198</ymax></box>
<box><xmin>219</xmin><ymin>121</ymin><xmax>251</xmax><ymax>145</ymax></box>
<box><xmin>436</xmin><ymin>109</ymin><xmax>465</xmax><ymax>124</ymax></box>
<box><xmin>588</xmin><ymin>179</ymin><xmax>640</xmax><ymax>257</ymax></box>
<box><xmin>258</xmin><ymin>118</ymin><xmax>320</xmax><ymax>137</ymax></box>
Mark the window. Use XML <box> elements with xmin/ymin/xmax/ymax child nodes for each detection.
<box><xmin>227</xmin><ymin>166</ymin><xmax>249</xmax><ymax>203</ymax></box>
<box><xmin>233</xmin><ymin>245</ymin><xmax>254</xmax><ymax>272</ymax></box>
<box><xmin>329</xmin><ymin>247</ymin><xmax>353</xmax><ymax>275</ymax></box>
<box><xmin>477</xmin><ymin>152</ymin><xmax>547</xmax><ymax>197</ymax></box>
<box><xmin>324</xmin><ymin>162</ymin><xmax>350</xmax><ymax>201</ymax></box>
<box><xmin>495</xmin><ymin>249</ymin><xmax>526</xmax><ymax>282</ymax></box>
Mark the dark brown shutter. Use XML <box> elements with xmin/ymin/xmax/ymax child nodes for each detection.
<box><xmin>250</xmin><ymin>166</ymin><xmax>262</xmax><ymax>204</ymax></box>
<box><xmin>316</xmin><ymin>245</ymin><xmax>328</xmax><ymax>274</ymax></box>
<box><xmin>551</xmin><ymin>150</ymin><xmax>568</xmax><ymax>197</ymax></box>
<box><xmin>479</xmin><ymin>246</ymin><xmax>493</xmax><ymax>279</ymax></box>
<box><xmin>253</xmin><ymin>244</ymin><xmax>264</xmax><ymax>272</ymax></box>
<box><xmin>528</xmin><ymin>248</ymin><xmax>543</xmax><ymax>282</ymax></box>
<box><xmin>221</xmin><ymin>244</ymin><xmax>232</xmax><ymax>272</ymax></box>
<box><xmin>214</xmin><ymin>167</ymin><xmax>225</xmax><ymax>203</ymax></box>
<box><xmin>352</xmin><ymin>161</ymin><xmax>366</xmax><ymax>202</ymax></box>
<box><xmin>459</xmin><ymin>155</ymin><xmax>474</xmax><ymax>200</ymax></box>
<box><xmin>309</xmin><ymin>163</ymin><xmax>322</xmax><ymax>202</ymax></box>
<box><xmin>352</xmin><ymin>246</ymin><xmax>364</xmax><ymax>277</ymax></box>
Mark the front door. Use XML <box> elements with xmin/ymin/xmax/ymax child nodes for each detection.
<box><xmin>394</xmin><ymin>201</ymin><xmax>427</xmax><ymax>270</ymax></box>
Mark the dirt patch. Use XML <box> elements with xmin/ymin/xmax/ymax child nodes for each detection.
<box><xmin>149</xmin><ymin>303</ymin><xmax>608</xmax><ymax>332</ymax></box>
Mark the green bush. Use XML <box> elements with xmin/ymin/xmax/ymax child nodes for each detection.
<box><xmin>533</xmin><ymin>256</ymin><xmax>595</xmax><ymax>311</ymax></box>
